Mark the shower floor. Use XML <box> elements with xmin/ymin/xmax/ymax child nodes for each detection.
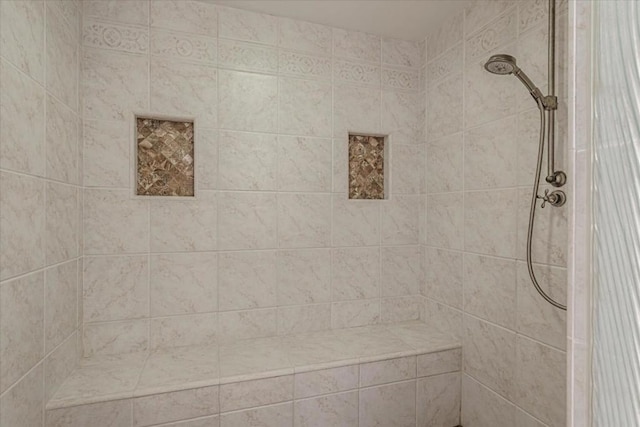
<box><xmin>46</xmin><ymin>321</ymin><xmax>461</xmax><ymax>426</ymax></box>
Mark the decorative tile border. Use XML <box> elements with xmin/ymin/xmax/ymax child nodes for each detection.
<box><xmin>150</xmin><ymin>29</ymin><xmax>217</xmax><ymax>65</ymax></box>
<box><xmin>218</xmin><ymin>39</ymin><xmax>278</xmax><ymax>74</ymax></box>
<box><xmin>334</xmin><ymin>59</ymin><xmax>381</xmax><ymax>87</ymax></box>
<box><xmin>279</xmin><ymin>51</ymin><xmax>332</xmax><ymax>80</ymax></box>
<box><xmin>83</xmin><ymin>19</ymin><xmax>148</xmax><ymax>54</ymax></box>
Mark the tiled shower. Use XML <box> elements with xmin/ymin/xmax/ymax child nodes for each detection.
<box><xmin>0</xmin><ymin>0</ymin><xmax>573</xmax><ymax>426</ymax></box>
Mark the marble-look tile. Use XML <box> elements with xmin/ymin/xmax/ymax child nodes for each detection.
<box><xmin>391</xmin><ymin>144</ymin><xmax>422</xmax><ymax>194</ymax></box>
<box><xmin>424</xmin><ymin>248</ymin><xmax>463</xmax><ymax>309</ymax></box>
<box><xmin>150</xmin><ymin>313</ymin><xmax>218</xmax><ymax>351</ymax></box>
<box><xmin>331</xmin><ymin>195</ymin><xmax>380</xmax><ymax>247</ymax></box>
<box><xmin>466</xmin><ymin>0</ymin><xmax>514</xmax><ymax>36</ymax></box>
<box><xmin>0</xmin><ymin>59</ymin><xmax>45</xmax><ymax>176</ymax></box>
<box><xmin>360</xmin><ymin>356</ymin><xmax>416</xmax><ymax>387</ymax></box>
<box><xmin>332</xmin><ymin>83</ymin><xmax>381</xmax><ymax>139</ymax></box>
<box><xmin>279</xmin><ymin>77</ymin><xmax>332</xmax><ymax>137</ymax></box>
<box><xmin>219</xmin><ymin>337</ymin><xmax>291</xmax><ymax>379</ymax></box>
<box><xmin>464</xmin><ymin>315</ymin><xmax>516</xmax><ymax>400</ymax></box>
<box><xmin>220</xmin><ymin>402</ymin><xmax>293</xmax><ymax>427</ymax></box>
<box><xmin>417</xmin><ymin>372</ymin><xmax>461</xmax><ymax>427</ymax></box>
<box><xmin>45</xmin><ymin>261</ymin><xmax>77</xmax><ymax>352</ymax></box>
<box><xmin>426</xmin><ymin>192</ymin><xmax>463</xmax><ymax>250</ymax></box>
<box><xmin>0</xmin><ymin>0</ymin><xmax>44</xmax><ymax>82</ymax></box>
<box><xmin>421</xmin><ymin>300</ymin><xmax>463</xmax><ymax>339</ymax></box>
<box><xmin>339</xmin><ymin>327</ymin><xmax>414</xmax><ymax>360</ymax></box>
<box><xmin>82</xmin><ymin>48</ymin><xmax>148</xmax><ymax>121</ymax></box>
<box><xmin>218</xmin><ymin>250</ymin><xmax>276</xmax><ymax>311</ymax></box>
<box><xmin>218</xmin><ymin>131</ymin><xmax>277</xmax><ymax>191</ymax></box>
<box><xmin>427</xmin><ymin>74</ymin><xmax>463</xmax><ymax>139</ymax></box>
<box><xmin>45</xmin><ymin>333</ymin><xmax>78</xmax><ymax>402</ymax></box>
<box><xmin>278</xmin><ymin>304</ymin><xmax>331</xmax><ymax>335</ymax></box>
<box><xmin>218</xmin><ymin>308</ymin><xmax>277</xmax><ymax>342</ymax></box>
<box><xmin>426</xmin><ymin>133</ymin><xmax>463</xmax><ymax>193</ymax></box>
<box><xmin>46</xmin><ymin>398</ymin><xmax>133</xmax><ymax>427</ymax></box>
<box><xmin>284</xmin><ymin>331</ymin><xmax>359</xmax><ymax>368</ymax></box>
<box><xmin>84</xmin><ymin>0</ymin><xmax>149</xmax><ymax>25</ymax></box>
<box><xmin>150</xmin><ymin>193</ymin><xmax>217</xmax><ymax>252</ymax></box>
<box><xmin>382</xmin><ymin>90</ymin><xmax>420</xmax><ymax>146</ymax></box>
<box><xmin>277</xmin><ymin>249</ymin><xmax>330</xmax><ymax>306</ymax></box>
<box><xmin>0</xmin><ymin>172</ymin><xmax>45</xmax><ymax>279</ymax></box>
<box><xmin>461</xmin><ymin>375</ymin><xmax>516</xmax><ymax>427</ymax></box>
<box><xmin>218</xmin><ymin>6</ymin><xmax>278</xmax><ymax>45</ymax></box>
<box><xmin>464</xmin><ymin>44</ymin><xmax>519</xmax><ymax>129</ymax></box>
<box><xmin>381</xmin><ymin>195</ymin><xmax>420</xmax><ymax>245</ymax></box>
<box><xmin>294</xmin><ymin>391</ymin><xmax>358</xmax><ymax>427</ymax></box>
<box><xmin>516</xmin><ymin>262</ymin><xmax>567</xmax><ymax>350</ymax></box>
<box><xmin>49</xmin><ymin>353</ymin><xmax>146</xmax><ymax>407</ymax></box>
<box><xmin>150</xmin><ymin>59</ymin><xmax>217</xmax><ymax>125</ymax></box>
<box><xmin>516</xmin><ymin>186</ymin><xmax>568</xmax><ymax>267</ymax></box>
<box><xmin>161</xmin><ymin>416</ymin><xmax>220</xmax><ymax>427</ymax></box>
<box><xmin>382</xmin><ymin>38</ymin><xmax>420</xmax><ymax>68</ymax></box>
<box><xmin>359</xmin><ymin>381</ymin><xmax>416</xmax><ymax>427</ymax></box>
<box><xmin>464</xmin><ymin>189</ymin><xmax>518</xmax><ymax>258</ymax></box>
<box><xmin>516</xmin><ymin>408</ymin><xmax>547</xmax><ymax>427</ymax></box>
<box><xmin>150</xmin><ymin>0</ymin><xmax>217</xmax><ymax>36</ymax></box>
<box><xmin>218</xmin><ymin>70</ymin><xmax>278</xmax><ymax>132</ymax></box>
<box><xmin>517</xmin><ymin>108</ymin><xmax>542</xmax><ymax>187</ymax></box>
<box><xmin>518</xmin><ymin>0</ymin><xmax>553</xmax><ymax>34</ymax></box>
<box><xmin>331</xmin><ymin>299</ymin><xmax>381</xmax><ymax>329</ymax></box>
<box><xmin>46</xmin><ymin>182</ymin><xmax>78</xmax><ymax>265</ymax></box>
<box><xmin>463</xmin><ymin>254</ymin><xmax>517</xmax><ymax>328</ymax></box>
<box><xmin>133</xmin><ymin>386</ymin><xmax>219</xmax><ymax>427</ymax></box>
<box><xmin>278</xmin><ymin>136</ymin><xmax>332</xmax><ymax>192</ymax></box>
<box><xmin>515</xmin><ymin>336</ymin><xmax>566</xmax><ymax>427</ymax></box>
<box><xmin>279</xmin><ymin>51</ymin><xmax>332</xmax><ymax>81</ymax></box>
<box><xmin>381</xmin><ymin>246</ymin><xmax>421</xmax><ymax>297</ymax></box>
<box><xmin>333</xmin><ymin>58</ymin><xmax>380</xmax><ymax>87</ymax></box>
<box><xmin>417</xmin><ymin>348</ymin><xmax>462</xmax><ymax>377</ymax></box>
<box><xmin>0</xmin><ymin>272</ymin><xmax>44</xmax><ymax>394</ymax></box>
<box><xmin>217</xmin><ymin>38</ymin><xmax>277</xmax><ymax>73</ymax></box>
<box><xmin>219</xmin><ymin>375</ymin><xmax>293</xmax><ymax>412</ymax></box>
<box><xmin>427</xmin><ymin>11</ymin><xmax>462</xmax><ymax>60</ymax></box>
<box><xmin>294</xmin><ymin>365</ymin><xmax>359</xmax><ymax>399</ymax></box>
<box><xmin>381</xmin><ymin>296</ymin><xmax>421</xmax><ymax>323</ymax></box>
<box><xmin>516</xmin><ymin>25</ymin><xmax>550</xmax><ymax>112</ymax></box>
<box><xmin>83</xmin><ymin>120</ymin><xmax>130</xmax><ymax>187</ymax></box>
<box><xmin>332</xmin><ymin>247</ymin><xmax>380</xmax><ymax>301</ymax></box>
<box><xmin>0</xmin><ymin>363</ymin><xmax>44</xmax><ymax>427</ymax></box>
<box><xmin>83</xmin><ymin>18</ymin><xmax>148</xmax><ymax>54</ymax></box>
<box><xmin>151</xmin><ymin>29</ymin><xmax>217</xmax><ymax>66</ymax></box>
<box><xmin>278</xmin><ymin>193</ymin><xmax>331</xmax><ymax>248</ymax></box>
<box><xmin>136</xmin><ymin>345</ymin><xmax>219</xmax><ymax>394</ymax></box>
<box><xmin>46</xmin><ymin>96</ymin><xmax>79</xmax><ymax>184</ymax></box>
<box><xmin>278</xmin><ymin>17</ymin><xmax>332</xmax><ymax>55</ymax></box>
<box><xmin>150</xmin><ymin>252</ymin><xmax>217</xmax><ymax>316</ymax></box>
<box><xmin>198</xmin><ymin>129</ymin><xmax>218</xmax><ymax>191</ymax></box>
<box><xmin>217</xmin><ymin>192</ymin><xmax>277</xmax><ymax>250</ymax></box>
<box><xmin>83</xmin><ymin>319</ymin><xmax>149</xmax><ymax>358</ymax></box>
<box><xmin>333</xmin><ymin>28</ymin><xmax>380</xmax><ymax>63</ymax></box>
<box><xmin>84</xmin><ymin>255</ymin><xmax>148</xmax><ymax>322</ymax></box>
<box><xmin>464</xmin><ymin>117</ymin><xmax>518</xmax><ymax>190</ymax></box>
<box><xmin>46</xmin><ymin>1</ymin><xmax>78</xmax><ymax>110</ymax></box>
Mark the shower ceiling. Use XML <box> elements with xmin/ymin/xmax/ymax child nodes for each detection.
<box><xmin>207</xmin><ymin>0</ymin><xmax>471</xmax><ymax>41</ymax></box>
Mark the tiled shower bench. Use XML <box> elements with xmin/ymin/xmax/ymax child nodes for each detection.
<box><xmin>45</xmin><ymin>321</ymin><xmax>462</xmax><ymax>427</ymax></box>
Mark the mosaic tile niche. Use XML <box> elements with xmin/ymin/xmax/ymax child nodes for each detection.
<box><xmin>136</xmin><ymin>117</ymin><xmax>195</xmax><ymax>197</ymax></box>
<box><xmin>348</xmin><ymin>134</ymin><xmax>385</xmax><ymax>199</ymax></box>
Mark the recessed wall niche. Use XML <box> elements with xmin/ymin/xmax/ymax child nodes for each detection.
<box><xmin>136</xmin><ymin>117</ymin><xmax>195</xmax><ymax>197</ymax></box>
<box><xmin>348</xmin><ymin>133</ymin><xmax>386</xmax><ymax>199</ymax></box>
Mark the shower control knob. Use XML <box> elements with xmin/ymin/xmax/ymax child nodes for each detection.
<box><xmin>545</xmin><ymin>170</ymin><xmax>567</xmax><ymax>187</ymax></box>
<box><xmin>538</xmin><ymin>189</ymin><xmax>566</xmax><ymax>208</ymax></box>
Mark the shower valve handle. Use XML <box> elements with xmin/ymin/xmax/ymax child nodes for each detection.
<box><xmin>538</xmin><ymin>189</ymin><xmax>566</xmax><ymax>208</ymax></box>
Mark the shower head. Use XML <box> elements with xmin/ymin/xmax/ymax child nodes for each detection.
<box><xmin>484</xmin><ymin>54</ymin><xmax>518</xmax><ymax>75</ymax></box>
<box><xmin>484</xmin><ymin>54</ymin><xmax>544</xmax><ymax>102</ymax></box>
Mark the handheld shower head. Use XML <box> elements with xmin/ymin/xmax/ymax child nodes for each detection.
<box><xmin>484</xmin><ymin>54</ymin><xmax>518</xmax><ymax>75</ymax></box>
<box><xmin>484</xmin><ymin>54</ymin><xmax>544</xmax><ymax>102</ymax></box>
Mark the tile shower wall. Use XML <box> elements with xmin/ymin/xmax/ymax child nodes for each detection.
<box><xmin>0</xmin><ymin>0</ymin><xmax>83</xmax><ymax>424</ymax></box>
<box><xmin>420</xmin><ymin>1</ymin><xmax>568</xmax><ymax>426</ymax></box>
<box><xmin>81</xmin><ymin>1</ymin><xmax>422</xmax><ymax>357</ymax></box>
